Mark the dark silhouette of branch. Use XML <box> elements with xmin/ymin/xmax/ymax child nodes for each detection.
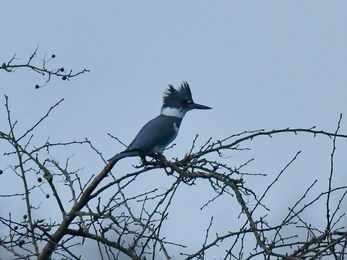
<box><xmin>1</xmin><ymin>46</ymin><xmax>89</xmax><ymax>88</ymax></box>
<box><xmin>1</xmin><ymin>62</ymin><xmax>347</xmax><ymax>259</ymax></box>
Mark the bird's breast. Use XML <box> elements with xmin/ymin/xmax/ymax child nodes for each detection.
<box><xmin>152</xmin><ymin>122</ymin><xmax>180</xmax><ymax>153</ymax></box>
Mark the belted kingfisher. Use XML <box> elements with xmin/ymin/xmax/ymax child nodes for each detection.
<box><xmin>109</xmin><ymin>81</ymin><xmax>211</xmax><ymax>162</ymax></box>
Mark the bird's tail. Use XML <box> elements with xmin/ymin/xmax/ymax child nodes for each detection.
<box><xmin>108</xmin><ymin>150</ymin><xmax>141</xmax><ymax>162</ymax></box>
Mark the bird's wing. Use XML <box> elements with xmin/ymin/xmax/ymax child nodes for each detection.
<box><xmin>127</xmin><ymin>115</ymin><xmax>182</xmax><ymax>154</ymax></box>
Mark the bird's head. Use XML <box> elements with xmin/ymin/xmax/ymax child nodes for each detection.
<box><xmin>161</xmin><ymin>81</ymin><xmax>211</xmax><ymax>118</ymax></box>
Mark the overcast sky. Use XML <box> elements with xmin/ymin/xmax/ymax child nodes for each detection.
<box><xmin>1</xmin><ymin>2</ymin><xmax>347</xmax><ymax>259</ymax></box>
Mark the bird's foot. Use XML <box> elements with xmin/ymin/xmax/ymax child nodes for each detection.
<box><xmin>150</xmin><ymin>153</ymin><xmax>174</xmax><ymax>175</ymax></box>
<box><xmin>140</xmin><ymin>156</ymin><xmax>151</xmax><ymax>166</ymax></box>
<box><xmin>151</xmin><ymin>153</ymin><xmax>166</xmax><ymax>162</ymax></box>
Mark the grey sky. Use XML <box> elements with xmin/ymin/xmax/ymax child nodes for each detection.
<box><xmin>1</xmin><ymin>2</ymin><xmax>347</xmax><ymax>259</ymax></box>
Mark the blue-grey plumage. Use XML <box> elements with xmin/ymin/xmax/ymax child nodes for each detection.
<box><xmin>108</xmin><ymin>82</ymin><xmax>211</xmax><ymax>162</ymax></box>
<box><xmin>109</xmin><ymin>115</ymin><xmax>182</xmax><ymax>161</ymax></box>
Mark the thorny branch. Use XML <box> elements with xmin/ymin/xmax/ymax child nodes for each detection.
<box><xmin>1</xmin><ymin>46</ymin><xmax>89</xmax><ymax>88</ymax></box>
<box><xmin>1</xmin><ymin>93</ymin><xmax>347</xmax><ymax>259</ymax></box>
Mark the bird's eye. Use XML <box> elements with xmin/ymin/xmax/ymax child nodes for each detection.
<box><xmin>184</xmin><ymin>100</ymin><xmax>193</xmax><ymax>105</ymax></box>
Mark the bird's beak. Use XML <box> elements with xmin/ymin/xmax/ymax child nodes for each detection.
<box><xmin>190</xmin><ymin>102</ymin><xmax>212</xmax><ymax>110</ymax></box>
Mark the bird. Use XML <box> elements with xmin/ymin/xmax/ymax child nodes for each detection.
<box><xmin>108</xmin><ymin>81</ymin><xmax>211</xmax><ymax>162</ymax></box>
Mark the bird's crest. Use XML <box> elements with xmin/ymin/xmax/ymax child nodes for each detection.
<box><xmin>163</xmin><ymin>81</ymin><xmax>192</xmax><ymax>106</ymax></box>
